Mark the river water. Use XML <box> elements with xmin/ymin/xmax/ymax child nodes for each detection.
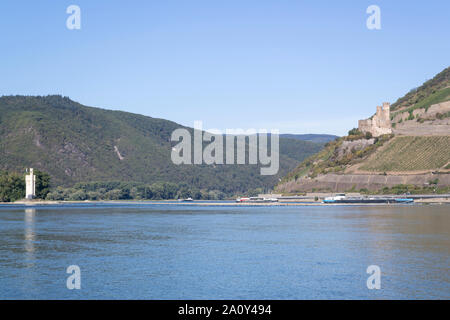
<box><xmin>0</xmin><ymin>203</ymin><xmax>448</xmax><ymax>299</ymax></box>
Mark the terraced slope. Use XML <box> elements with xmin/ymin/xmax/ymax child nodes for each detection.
<box><xmin>391</xmin><ymin>87</ymin><xmax>450</xmax><ymax>119</ymax></box>
<box><xmin>360</xmin><ymin>136</ymin><xmax>450</xmax><ymax>172</ymax></box>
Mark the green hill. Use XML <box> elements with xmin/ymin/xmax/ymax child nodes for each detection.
<box><xmin>391</xmin><ymin>66</ymin><xmax>450</xmax><ymax>115</ymax></box>
<box><xmin>0</xmin><ymin>95</ymin><xmax>323</xmax><ymax>196</ymax></box>
<box><xmin>277</xmin><ymin>66</ymin><xmax>450</xmax><ymax>193</ymax></box>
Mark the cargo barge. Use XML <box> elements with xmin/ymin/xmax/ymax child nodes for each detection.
<box><xmin>323</xmin><ymin>194</ymin><xmax>414</xmax><ymax>204</ymax></box>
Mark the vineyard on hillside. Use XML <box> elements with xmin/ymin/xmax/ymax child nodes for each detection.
<box><xmin>361</xmin><ymin>136</ymin><xmax>450</xmax><ymax>172</ymax></box>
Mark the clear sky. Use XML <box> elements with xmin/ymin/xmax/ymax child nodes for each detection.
<box><xmin>0</xmin><ymin>0</ymin><xmax>449</xmax><ymax>135</ymax></box>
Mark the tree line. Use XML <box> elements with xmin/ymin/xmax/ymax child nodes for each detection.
<box><xmin>0</xmin><ymin>171</ymin><xmax>265</xmax><ymax>202</ymax></box>
<box><xmin>46</xmin><ymin>181</ymin><xmax>260</xmax><ymax>201</ymax></box>
<box><xmin>0</xmin><ymin>170</ymin><xmax>50</xmax><ymax>202</ymax></box>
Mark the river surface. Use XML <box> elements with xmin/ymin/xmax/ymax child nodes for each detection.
<box><xmin>0</xmin><ymin>203</ymin><xmax>449</xmax><ymax>299</ymax></box>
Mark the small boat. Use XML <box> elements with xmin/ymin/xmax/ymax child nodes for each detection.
<box><xmin>394</xmin><ymin>198</ymin><xmax>414</xmax><ymax>203</ymax></box>
<box><xmin>178</xmin><ymin>197</ymin><xmax>193</xmax><ymax>202</ymax></box>
<box><xmin>236</xmin><ymin>197</ymin><xmax>278</xmax><ymax>203</ymax></box>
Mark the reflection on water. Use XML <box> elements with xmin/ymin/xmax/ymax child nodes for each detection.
<box><xmin>24</xmin><ymin>208</ymin><xmax>36</xmax><ymax>263</ymax></box>
<box><xmin>0</xmin><ymin>203</ymin><xmax>449</xmax><ymax>299</ymax></box>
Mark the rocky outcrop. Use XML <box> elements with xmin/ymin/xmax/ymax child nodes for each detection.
<box><xmin>392</xmin><ymin>100</ymin><xmax>450</xmax><ymax>135</ymax></box>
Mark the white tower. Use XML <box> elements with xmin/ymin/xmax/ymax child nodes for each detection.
<box><xmin>25</xmin><ymin>168</ymin><xmax>36</xmax><ymax>200</ymax></box>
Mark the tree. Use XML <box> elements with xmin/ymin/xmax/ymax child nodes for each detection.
<box><xmin>69</xmin><ymin>190</ymin><xmax>88</xmax><ymax>201</ymax></box>
<box><xmin>35</xmin><ymin>170</ymin><xmax>51</xmax><ymax>199</ymax></box>
<box><xmin>348</xmin><ymin>128</ymin><xmax>361</xmax><ymax>136</ymax></box>
<box><xmin>0</xmin><ymin>172</ymin><xmax>25</xmax><ymax>202</ymax></box>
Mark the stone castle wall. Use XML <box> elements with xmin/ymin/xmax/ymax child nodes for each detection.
<box><xmin>358</xmin><ymin>102</ymin><xmax>392</xmax><ymax>137</ymax></box>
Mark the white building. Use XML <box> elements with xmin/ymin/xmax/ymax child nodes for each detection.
<box><xmin>25</xmin><ymin>168</ymin><xmax>36</xmax><ymax>200</ymax></box>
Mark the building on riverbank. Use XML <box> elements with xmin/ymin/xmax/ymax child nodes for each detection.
<box><xmin>25</xmin><ymin>168</ymin><xmax>36</xmax><ymax>200</ymax></box>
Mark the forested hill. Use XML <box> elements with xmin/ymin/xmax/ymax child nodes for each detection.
<box><xmin>390</xmin><ymin>66</ymin><xmax>450</xmax><ymax>112</ymax></box>
<box><xmin>0</xmin><ymin>95</ymin><xmax>324</xmax><ymax>195</ymax></box>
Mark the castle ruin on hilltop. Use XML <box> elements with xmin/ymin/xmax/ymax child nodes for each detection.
<box><xmin>358</xmin><ymin>102</ymin><xmax>392</xmax><ymax>137</ymax></box>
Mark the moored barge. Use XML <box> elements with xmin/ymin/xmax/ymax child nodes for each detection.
<box><xmin>323</xmin><ymin>194</ymin><xmax>413</xmax><ymax>204</ymax></box>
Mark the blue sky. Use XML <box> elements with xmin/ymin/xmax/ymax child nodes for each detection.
<box><xmin>0</xmin><ymin>0</ymin><xmax>449</xmax><ymax>135</ymax></box>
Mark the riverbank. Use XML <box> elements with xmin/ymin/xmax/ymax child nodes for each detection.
<box><xmin>2</xmin><ymin>199</ymin><xmax>449</xmax><ymax>206</ymax></box>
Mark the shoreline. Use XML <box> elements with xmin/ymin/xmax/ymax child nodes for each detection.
<box><xmin>1</xmin><ymin>199</ymin><xmax>449</xmax><ymax>206</ymax></box>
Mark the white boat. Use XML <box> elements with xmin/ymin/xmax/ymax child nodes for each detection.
<box><xmin>178</xmin><ymin>197</ymin><xmax>193</xmax><ymax>202</ymax></box>
<box><xmin>236</xmin><ymin>197</ymin><xmax>278</xmax><ymax>203</ymax></box>
<box><xmin>323</xmin><ymin>193</ymin><xmax>347</xmax><ymax>203</ymax></box>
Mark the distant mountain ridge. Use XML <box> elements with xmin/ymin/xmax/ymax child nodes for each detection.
<box><xmin>0</xmin><ymin>95</ymin><xmax>324</xmax><ymax>195</ymax></box>
<box><xmin>280</xmin><ymin>134</ymin><xmax>338</xmax><ymax>144</ymax></box>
